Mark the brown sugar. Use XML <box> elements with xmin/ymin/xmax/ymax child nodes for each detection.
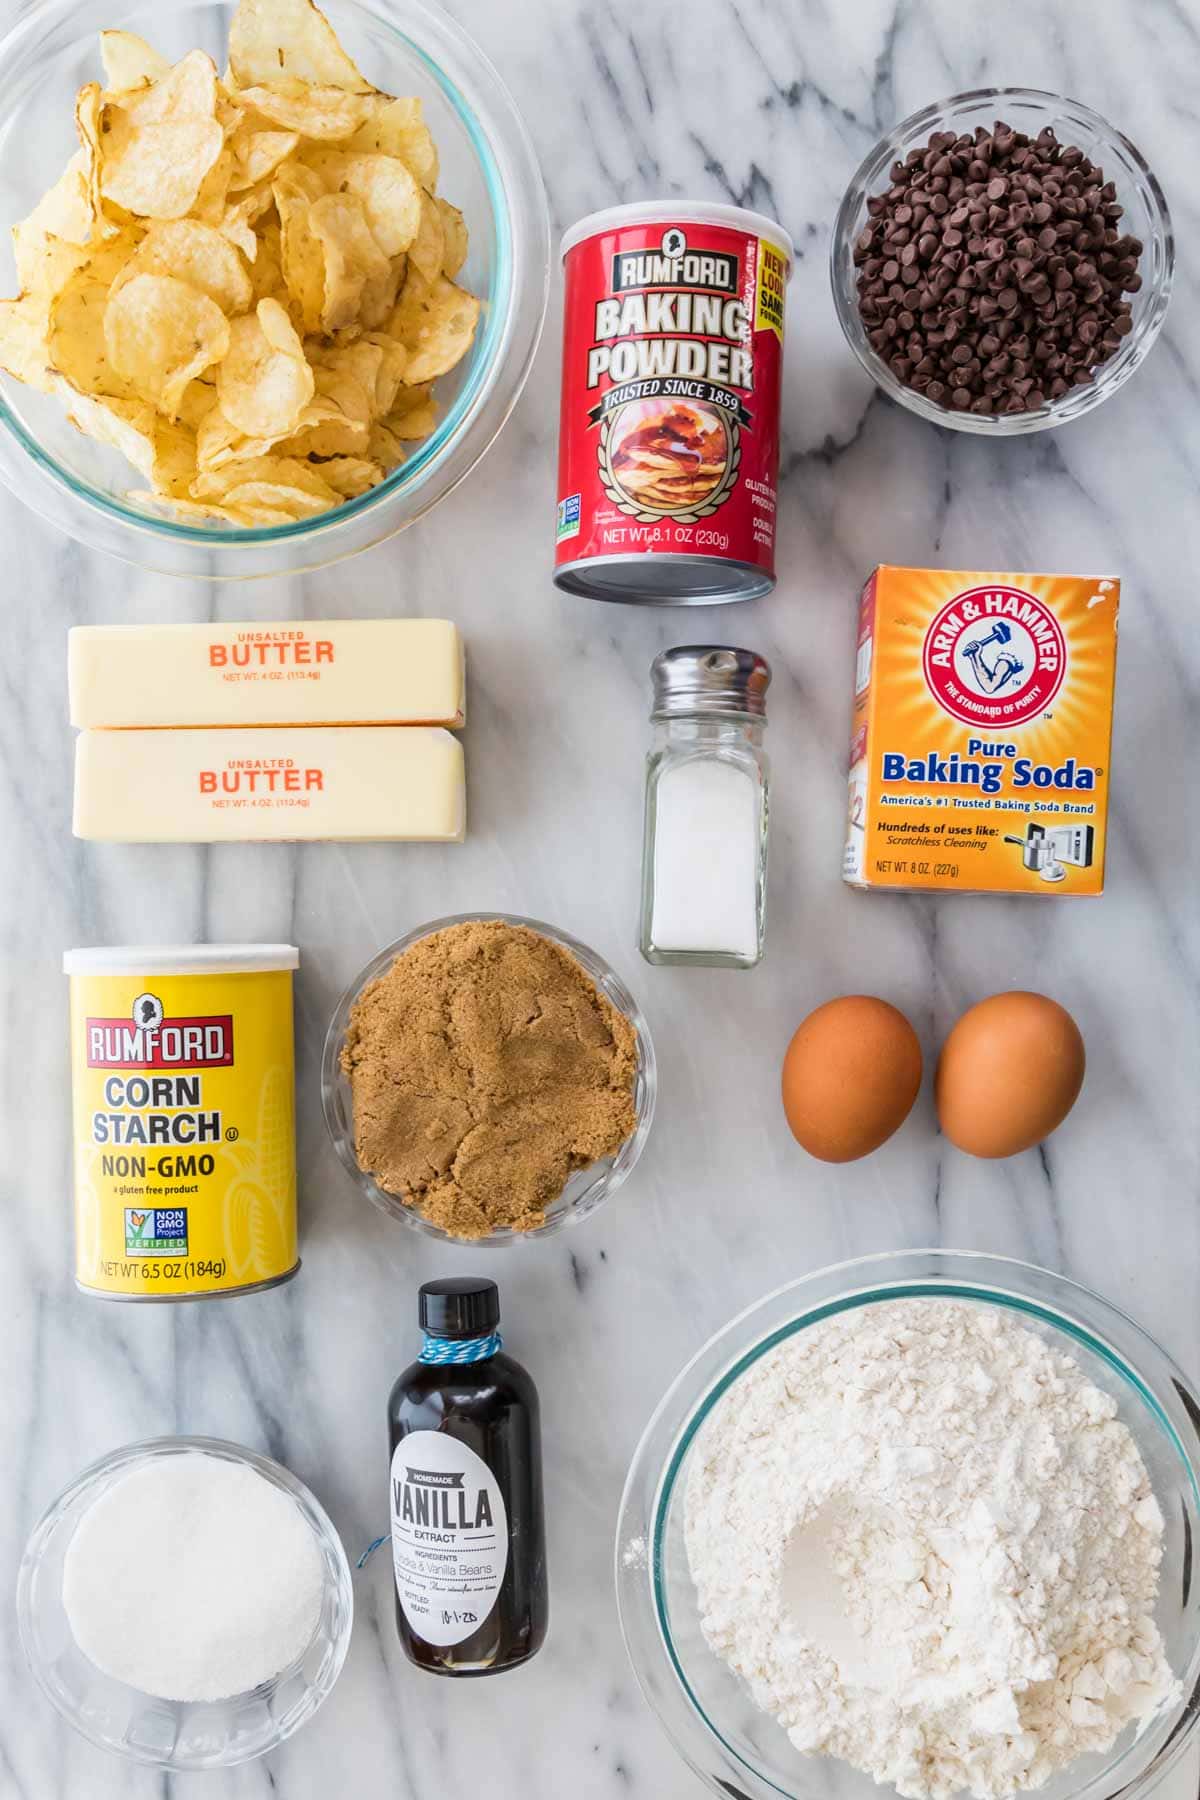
<box><xmin>341</xmin><ymin>919</ymin><xmax>640</xmax><ymax>1238</ymax></box>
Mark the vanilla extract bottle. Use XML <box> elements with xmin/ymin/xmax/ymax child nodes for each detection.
<box><xmin>387</xmin><ymin>1278</ymin><xmax>548</xmax><ymax>1675</ymax></box>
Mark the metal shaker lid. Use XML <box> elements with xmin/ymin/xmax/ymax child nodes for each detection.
<box><xmin>650</xmin><ymin>645</ymin><xmax>771</xmax><ymax>720</ymax></box>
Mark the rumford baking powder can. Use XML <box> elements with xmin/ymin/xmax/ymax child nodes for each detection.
<box><xmin>64</xmin><ymin>945</ymin><xmax>299</xmax><ymax>1301</ymax></box>
<box><xmin>554</xmin><ymin>201</ymin><xmax>793</xmax><ymax>604</ymax></box>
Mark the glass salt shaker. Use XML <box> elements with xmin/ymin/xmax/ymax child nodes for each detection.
<box><xmin>639</xmin><ymin>646</ymin><xmax>771</xmax><ymax>969</ymax></box>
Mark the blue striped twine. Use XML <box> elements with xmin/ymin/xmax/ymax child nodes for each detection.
<box><xmin>356</xmin><ymin>1333</ymin><xmax>502</xmax><ymax>1568</ymax></box>
<box><xmin>418</xmin><ymin>1331</ymin><xmax>502</xmax><ymax>1365</ymax></box>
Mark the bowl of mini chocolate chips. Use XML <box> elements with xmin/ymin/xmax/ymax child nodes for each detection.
<box><xmin>831</xmin><ymin>89</ymin><xmax>1172</xmax><ymax>431</ymax></box>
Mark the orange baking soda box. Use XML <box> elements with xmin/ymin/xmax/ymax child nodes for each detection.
<box><xmin>843</xmin><ymin>567</ymin><xmax>1119</xmax><ymax>896</ymax></box>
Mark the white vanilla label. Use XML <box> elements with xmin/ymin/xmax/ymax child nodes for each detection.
<box><xmin>390</xmin><ymin>1430</ymin><xmax>507</xmax><ymax>1647</ymax></box>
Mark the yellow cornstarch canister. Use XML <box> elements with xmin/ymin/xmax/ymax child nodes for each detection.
<box><xmin>64</xmin><ymin>945</ymin><xmax>299</xmax><ymax>1301</ymax></box>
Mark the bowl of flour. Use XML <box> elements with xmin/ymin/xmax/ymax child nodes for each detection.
<box><xmin>17</xmin><ymin>1437</ymin><xmax>352</xmax><ymax>1768</ymax></box>
<box><xmin>616</xmin><ymin>1251</ymin><xmax>1200</xmax><ymax>1800</ymax></box>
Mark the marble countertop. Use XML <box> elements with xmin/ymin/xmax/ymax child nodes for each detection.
<box><xmin>2</xmin><ymin>0</ymin><xmax>1198</xmax><ymax>1795</ymax></box>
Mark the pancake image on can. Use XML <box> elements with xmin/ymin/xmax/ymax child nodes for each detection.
<box><xmin>604</xmin><ymin>399</ymin><xmax>732</xmax><ymax>517</ymax></box>
<box><xmin>64</xmin><ymin>945</ymin><xmax>299</xmax><ymax>1301</ymax></box>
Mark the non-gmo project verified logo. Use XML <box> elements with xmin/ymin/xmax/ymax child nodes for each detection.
<box><xmin>557</xmin><ymin>493</ymin><xmax>581</xmax><ymax>542</ymax></box>
<box><xmin>124</xmin><ymin>1208</ymin><xmax>188</xmax><ymax>1256</ymax></box>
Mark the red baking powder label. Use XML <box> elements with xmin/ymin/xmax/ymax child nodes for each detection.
<box><xmin>555</xmin><ymin>217</ymin><xmax>789</xmax><ymax>588</ymax></box>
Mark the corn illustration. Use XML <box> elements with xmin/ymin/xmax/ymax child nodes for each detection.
<box><xmin>223</xmin><ymin>1064</ymin><xmax>297</xmax><ymax>1281</ymax></box>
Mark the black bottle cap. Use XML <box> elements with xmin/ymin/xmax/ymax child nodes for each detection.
<box><xmin>419</xmin><ymin>1278</ymin><xmax>500</xmax><ymax>1339</ymax></box>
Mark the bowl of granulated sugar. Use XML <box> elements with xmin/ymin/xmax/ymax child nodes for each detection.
<box><xmin>17</xmin><ymin>1437</ymin><xmax>352</xmax><ymax>1768</ymax></box>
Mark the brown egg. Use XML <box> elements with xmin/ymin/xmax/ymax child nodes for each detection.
<box><xmin>936</xmin><ymin>992</ymin><xmax>1085</xmax><ymax>1158</ymax></box>
<box><xmin>781</xmin><ymin>996</ymin><xmax>923</xmax><ymax>1163</ymax></box>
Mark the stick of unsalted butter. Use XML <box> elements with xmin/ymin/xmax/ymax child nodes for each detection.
<box><xmin>68</xmin><ymin>620</ymin><xmax>464</xmax><ymax>729</ymax></box>
<box><xmin>74</xmin><ymin>727</ymin><xmax>465</xmax><ymax>843</ymax></box>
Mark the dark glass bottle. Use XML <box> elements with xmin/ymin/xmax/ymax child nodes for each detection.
<box><xmin>387</xmin><ymin>1278</ymin><xmax>548</xmax><ymax>1676</ymax></box>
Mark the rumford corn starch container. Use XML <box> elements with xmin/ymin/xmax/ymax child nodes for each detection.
<box><xmin>555</xmin><ymin>201</ymin><xmax>793</xmax><ymax>604</ymax></box>
<box><xmin>64</xmin><ymin>945</ymin><xmax>299</xmax><ymax>1300</ymax></box>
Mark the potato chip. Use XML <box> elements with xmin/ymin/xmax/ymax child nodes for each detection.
<box><xmin>388</xmin><ymin>270</ymin><xmax>479</xmax><ymax>384</ymax></box>
<box><xmin>383</xmin><ymin>380</ymin><xmax>438</xmax><ymax>439</ymax></box>
<box><xmin>99</xmin><ymin>29</ymin><xmax>170</xmax><ymax>96</ymax></box>
<box><xmin>272</xmin><ymin>162</ymin><xmax>325</xmax><ymax>329</ymax></box>
<box><xmin>216</xmin><ymin>295</ymin><xmax>314</xmax><ymax>436</ymax></box>
<box><xmin>104</xmin><ymin>272</ymin><xmax>230</xmax><ymax>414</ymax></box>
<box><xmin>408</xmin><ymin>189</ymin><xmax>445</xmax><ymax>287</ymax></box>
<box><xmin>358</xmin><ymin>257</ymin><xmax>403</xmax><ymax>332</ymax></box>
<box><xmin>193</xmin><ymin>451</ymin><xmax>340</xmax><ymax>519</ymax></box>
<box><xmin>367</xmin><ymin>418</ymin><xmax>405</xmax><ymax>469</ymax></box>
<box><xmin>195</xmin><ymin>402</ymin><xmax>282</xmax><ymax>471</ymax></box>
<box><xmin>436</xmin><ymin>197</ymin><xmax>468</xmax><ymax>278</ymax></box>
<box><xmin>346</xmin><ymin>95</ymin><xmax>437</xmax><ymax>189</ymax></box>
<box><xmin>228</xmin><ymin>0</ymin><xmax>373</xmax><ymax>94</ymax></box>
<box><xmin>12</xmin><ymin>154</ymin><xmax>95</xmax><ymax>289</ymax></box>
<box><xmin>302</xmin><ymin>148</ymin><xmax>420</xmax><ymax>256</ymax></box>
<box><xmin>148</xmin><ymin>418</ymin><xmax>202</xmax><ymax>496</ymax></box>
<box><xmin>190</xmin><ymin>148</ymin><xmax>236</xmax><ymax>227</ymax></box>
<box><xmin>358</xmin><ymin>332</ymin><xmax>408</xmax><ymax>412</ymax></box>
<box><xmin>309</xmin><ymin>191</ymin><xmax>389</xmax><ymax>333</ymax></box>
<box><xmin>0</xmin><ymin>293</ymin><xmax>56</xmax><ymax>391</ymax></box>
<box><xmin>117</xmin><ymin>221</ymin><xmax>254</xmax><ymax>315</ymax></box>
<box><xmin>217</xmin><ymin>479</ymin><xmax>331</xmax><ymax>518</ymax></box>
<box><xmin>132</xmin><ymin>490</ymin><xmax>264</xmax><ymax>525</ymax></box>
<box><xmin>314</xmin><ymin>334</ymin><xmax>408</xmax><ymax>418</ymax></box>
<box><xmin>229</xmin><ymin>127</ymin><xmax>299</xmax><ymax>191</ymax></box>
<box><xmin>220</xmin><ymin>182</ymin><xmax>275</xmax><ymax>261</ymax></box>
<box><xmin>177</xmin><ymin>378</ymin><xmax>220</xmax><ymax>431</ymax></box>
<box><xmin>49</xmin><ymin>252</ymin><xmax>143</xmax><ymax>398</ymax></box>
<box><xmin>75</xmin><ymin>84</ymin><xmax>119</xmax><ymax>240</ymax></box>
<box><xmin>279</xmin><ymin>362</ymin><xmax>371</xmax><ymax>456</ymax></box>
<box><xmin>15</xmin><ymin>230</ymin><xmax>91</xmax><ymax>309</ymax></box>
<box><xmin>234</xmin><ymin>81</ymin><xmax>369</xmax><ymax>141</ymax></box>
<box><xmin>100</xmin><ymin>52</ymin><xmax>225</xmax><ymax>219</ymax></box>
<box><xmin>61</xmin><ymin>385</ymin><xmax>158</xmax><ymax>476</ymax></box>
<box><xmin>314</xmin><ymin>454</ymin><xmax>383</xmax><ymax>497</ymax></box>
<box><xmin>245</xmin><ymin>217</ymin><xmax>284</xmax><ymax>296</ymax></box>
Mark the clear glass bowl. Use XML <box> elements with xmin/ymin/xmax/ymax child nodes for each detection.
<box><xmin>616</xmin><ymin>1250</ymin><xmax>1200</xmax><ymax>1800</ymax></box>
<box><xmin>830</xmin><ymin>90</ymin><xmax>1173</xmax><ymax>435</ymax></box>
<box><xmin>322</xmin><ymin>911</ymin><xmax>657</xmax><ymax>1245</ymax></box>
<box><xmin>0</xmin><ymin>0</ymin><xmax>549</xmax><ymax>576</ymax></box>
<box><xmin>16</xmin><ymin>1436</ymin><xmax>353</xmax><ymax>1769</ymax></box>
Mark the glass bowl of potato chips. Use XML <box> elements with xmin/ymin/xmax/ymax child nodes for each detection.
<box><xmin>0</xmin><ymin>0</ymin><xmax>548</xmax><ymax>574</ymax></box>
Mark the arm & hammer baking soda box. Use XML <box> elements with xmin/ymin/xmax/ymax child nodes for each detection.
<box><xmin>844</xmin><ymin>567</ymin><xmax>1119</xmax><ymax>896</ymax></box>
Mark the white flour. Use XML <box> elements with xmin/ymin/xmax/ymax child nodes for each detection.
<box><xmin>685</xmin><ymin>1300</ymin><xmax>1178</xmax><ymax>1799</ymax></box>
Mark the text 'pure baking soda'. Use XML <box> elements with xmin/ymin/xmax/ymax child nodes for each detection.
<box><xmin>844</xmin><ymin>567</ymin><xmax>1120</xmax><ymax>896</ymax></box>
<box><xmin>554</xmin><ymin>202</ymin><xmax>792</xmax><ymax>605</ymax></box>
<box><xmin>64</xmin><ymin>946</ymin><xmax>299</xmax><ymax>1299</ymax></box>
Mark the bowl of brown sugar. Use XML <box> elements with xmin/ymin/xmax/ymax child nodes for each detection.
<box><xmin>322</xmin><ymin>914</ymin><xmax>656</xmax><ymax>1242</ymax></box>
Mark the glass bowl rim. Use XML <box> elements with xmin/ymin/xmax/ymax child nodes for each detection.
<box><xmin>615</xmin><ymin>1248</ymin><xmax>1200</xmax><ymax>1800</ymax></box>
<box><xmin>320</xmin><ymin>909</ymin><xmax>657</xmax><ymax>1247</ymax></box>
<box><xmin>0</xmin><ymin>0</ymin><xmax>548</xmax><ymax>547</ymax></box>
<box><xmin>16</xmin><ymin>1433</ymin><xmax>354</xmax><ymax>1769</ymax></box>
<box><xmin>829</xmin><ymin>85</ymin><xmax>1175</xmax><ymax>436</ymax></box>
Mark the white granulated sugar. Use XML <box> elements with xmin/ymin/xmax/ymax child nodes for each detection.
<box><xmin>63</xmin><ymin>1453</ymin><xmax>324</xmax><ymax>1702</ymax></box>
<box><xmin>685</xmin><ymin>1299</ymin><xmax>1178</xmax><ymax>1800</ymax></box>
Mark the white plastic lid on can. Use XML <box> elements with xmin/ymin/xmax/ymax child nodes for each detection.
<box><xmin>560</xmin><ymin>199</ymin><xmax>795</xmax><ymax>262</ymax></box>
<box><xmin>63</xmin><ymin>944</ymin><xmax>300</xmax><ymax>976</ymax></box>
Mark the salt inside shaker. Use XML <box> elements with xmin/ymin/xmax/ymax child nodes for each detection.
<box><xmin>639</xmin><ymin>646</ymin><xmax>770</xmax><ymax>968</ymax></box>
